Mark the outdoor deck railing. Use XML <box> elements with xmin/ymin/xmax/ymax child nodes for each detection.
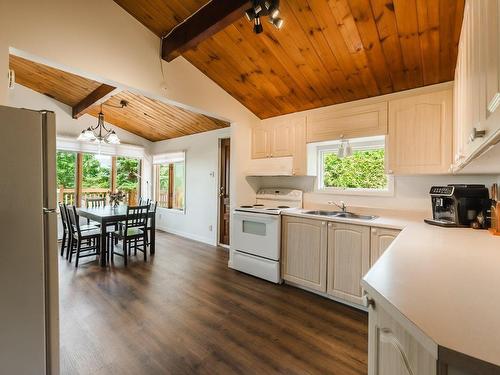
<box><xmin>57</xmin><ymin>188</ymin><xmax>138</xmax><ymax>206</ymax></box>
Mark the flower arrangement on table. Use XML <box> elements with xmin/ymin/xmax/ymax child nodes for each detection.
<box><xmin>108</xmin><ymin>191</ymin><xmax>127</xmax><ymax>207</ymax></box>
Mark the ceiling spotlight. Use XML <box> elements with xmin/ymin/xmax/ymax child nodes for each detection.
<box><xmin>245</xmin><ymin>8</ymin><xmax>257</xmax><ymax>21</ymax></box>
<box><xmin>269</xmin><ymin>16</ymin><xmax>284</xmax><ymax>29</ymax></box>
<box><xmin>254</xmin><ymin>17</ymin><xmax>263</xmax><ymax>34</ymax></box>
<box><xmin>269</xmin><ymin>7</ymin><xmax>279</xmax><ymax>19</ymax></box>
<box><xmin>246</xmin><ymin>0</ymin><xmax>282</xmax><ymax>34</ymax></box>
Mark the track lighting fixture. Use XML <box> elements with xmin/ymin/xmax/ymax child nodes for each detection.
<box><xmin>245</xmin><ymin>0</ymin><xmax>283</xmax><ymax>34</ymax></box>
<box><xmin>254</xmin><ymin>17</ymin><xmax>263</xmax><ymax>34</ymax></box>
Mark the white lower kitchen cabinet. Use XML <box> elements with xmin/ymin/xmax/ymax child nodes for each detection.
<box><xmin>368</xmin><ymin>297</ymin><xmax>437</xmax><ymax>375</ymax></box>
<box><xmin>370</xmin><ymin>227</ymin><xmax>401</xmax><ymax>266</ymax></box>
<box><xmin>326</xmin><ymin>222</ymin><xmax>370</xmax><ymax>305</ymax></box>
<box><xmin>281</xmin><ymin>216</ymin><xmax>327</xmax><ymax>292</ymax></box>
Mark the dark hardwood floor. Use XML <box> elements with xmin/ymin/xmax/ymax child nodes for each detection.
<box><xmin>59</xmin><ymin>230</ymin><xmax>368</xmax><ymax>375</ymax></box>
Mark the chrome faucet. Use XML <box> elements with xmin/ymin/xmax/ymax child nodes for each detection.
<box><xmin>328</xmin><ymin>200</ymin><xmax>347</xmax><ymax>212</ymax></box>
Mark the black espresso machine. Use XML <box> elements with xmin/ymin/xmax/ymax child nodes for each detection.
<box><xmin>424</xmin><ymin>184</ymin><xmax>491</xmax><ymax>227</ymax></box>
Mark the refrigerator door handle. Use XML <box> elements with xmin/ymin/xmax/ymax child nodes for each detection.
<box><xmin>43</xmin><ymin>208</ymin><xmax>57</xmax><ymax>214</ymax></box>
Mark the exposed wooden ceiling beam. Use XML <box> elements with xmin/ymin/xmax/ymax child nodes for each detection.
<box><xmin>161</xmin><ymin>0</ymin><xmax>252</xmax><ymax>62</ymax></box>
<box><xmin>72</xmin><ymin>84</ymin><xmax>117</xmax><ymax>118</ymax></box>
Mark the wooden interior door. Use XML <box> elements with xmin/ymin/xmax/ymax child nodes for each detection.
<box><xmin>219</xmin><ymin>138</ymin><xmax>230</xmax><ymax>246</ymax></box>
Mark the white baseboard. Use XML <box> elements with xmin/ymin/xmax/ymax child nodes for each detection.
<box><xmin>156</xmin><ymin>224</ymin><xmax>216</xmax><ymax>246</ymax></box>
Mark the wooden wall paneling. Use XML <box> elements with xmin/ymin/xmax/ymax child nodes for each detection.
<box><xmin>286</xmin><ymin>0</ymin><xmax>356</xmax><ymax>103</ymax></box>
<box><xmin>208</xmin><ymin>31</ymin><xmax>292</xmax><ymax>115</ymax></box>
<box><xmin>302</xmin><ymin>0</ymin><xmax>372</xmax><ymax>100</ymax></box>
<box><xmin>369</xmin><ymin>0</ymin><xmax>410</xmax><ymax>91</ymax></box>
<box><xmin>161</xmin><ymin>0</ymin><xmax>252</xmax><ymax>61</ymax></box>
<box><xmin>439</xmin><ymin>0</ymin><xmax>465</xmax><ymax>82</ymax></box>
<box><xmin>393</xmin><ymin>0</ymin><xmax>424</xmax><ymax>87</ymax></box>
<box><xmin>116</xmin><ymin>0</ymin><xmax>465</xmax><ymax>119</ymax></box>
<box><xmin>114</xmin><ymin>0</ymin><xmax>209</xmax><ymax>37</ymax></box>
<box><xmin>347</xmin><ymin>0</ymin><xmax>394</xmax><ymax>94</ymax></box>
<box><xmin>258</xmin><ymin>1</ymin><xmax>344</xmax><ymax>108</ymax></box>
<box><xmin>72</xmin><ymin>84</ymin><xmax>116</xmax><ymax>119</ymax></box>
<box><xmin>185</xmin><ymin>41</ymin><xmax>278</xmax><ymax>118</ymax></box>
<box><xmin>282</xmin><ymin>2</ymin><xmax>362</xmax><ymax>105</ymax></box>
<box><xmin>232</xmin><ymin>19</ymin><xmax>326</xmax><ymax>107</ymax></box>
<box><xmin>85</xmin><ymin>91</ymin><xmax>229</xmax><ymax>142</ymax></box>
<box><xmin>223</xmin><ymin>25</ymin><xmax>307</xmax><ymax>111</ymax></box>
<box><xmin>415</xmin><ymin>0</ymin><xmax>441</xmax><ymax>85</ymax></box>
<box><xmin>9</xmin><ymin>55</ymin><xmax>102</xmax><ymax>107</ymax></box>
<box><xmin>326</xmin><ymin>0</ymin><xmax>386</xmax><ymax>96</ymax></box>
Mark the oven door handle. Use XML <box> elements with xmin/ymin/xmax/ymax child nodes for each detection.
<box><xmin>233</xmin><ymin>211</ymin><xmax>280</xmax><ymax>222</ymax></box>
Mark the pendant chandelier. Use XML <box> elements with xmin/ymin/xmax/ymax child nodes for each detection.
<box><xmin>77</xmin><ymin>100</ymin><xmax>127</xmax><ymax>144</ymax></box>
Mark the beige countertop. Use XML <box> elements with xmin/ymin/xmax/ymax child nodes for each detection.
<box><xmin>283</xmin><ymin>209</ymin><xmax>500</xmax><ymax>367</ymax></box>
<box><xmin>282</xmin><ymin>208</ymin><xmax>418</xmax><ymax>230</ymax></box>
<box><xmin>362</xmin><ymin>222</ymin><xmax>500</xmax><ymax>367</ymax></box>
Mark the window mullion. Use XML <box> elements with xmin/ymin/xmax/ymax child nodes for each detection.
<box><xmin>168</xmin><ymin>163</ymin><xmax>174</xmax><ymax>209</ymax></box>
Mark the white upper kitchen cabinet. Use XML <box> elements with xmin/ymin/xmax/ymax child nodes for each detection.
<box><xmin>454</xmin><ymin>0</ymin><xmax>500</xmax><ymax>169</ymax></box>
<box><xmin>251</xmin><ymin>118</ymin><xmax>294</xmax><ymax>159</ymax></box>
<box><xmin>251</xmin><ymin>123</ymin><xmax>271</xmax><ymax>159</ymax></box>
<box><xmin>387</xmin><ymin>89</ymin><xmax>453</xmax><ymax>175</ymax></box>
<box><xmin>306</xmin><ymin>102</ymin><xmax>388</xmax><ymax>143</ymax></box>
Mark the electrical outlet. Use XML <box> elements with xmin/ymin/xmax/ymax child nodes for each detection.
<box><xmin>209</xmin><ymin>225</ymin><xmax>213</xmax><ymax>231</ymax></box>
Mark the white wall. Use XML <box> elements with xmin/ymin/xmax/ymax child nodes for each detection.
<box><xmin>0</xmin><ymin>0</ymin><xmax>258</xmax><ymax>210</ymax></box>
<box><xmin>7</xmin><ymin>84</ymin><xmax>154</xmax><ymax>198</ymax></box>
<box><xmin>152</xmin><ymin>128</ymin><xmax>230</xmax><ymax>245</ymax></box>
<box><xmin>250</xmin><ymin>175</ymin><xmax>498</xmax><ymax>216</ymax></box>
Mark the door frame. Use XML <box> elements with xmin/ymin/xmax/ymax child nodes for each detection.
<box><xmin>217</xmin><ymin>137</ymin><xmax>231</xmax><ymax>248</ymax></box>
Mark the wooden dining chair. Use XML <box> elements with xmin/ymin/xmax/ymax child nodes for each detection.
<box><xmin>110</xmin><ymin>205</ymin><xmax>149</xmax><ymax>266</ymax></box>
<box><xmin>67</xmin><ymin>205</ymin><xmax>101</xmax><ymax>267</ymax></box>
<box><xmin>146</xmin><ymin>201</ymin><xmax>157</xmax><ymax>249</ymax></box>
<box><xmin>139</xmin><ymin>197</ymin><xmax>150</xmax><ymax>206</ymax></box>
<box><xmin>59</xmin><ymin>203</ymin><xmax>70</xmax><ymax>257</ymax></box>
<box><xmin>84</xmin><ymin>197</ymin><xmax>106</xmax><ymax>226</ymax></box>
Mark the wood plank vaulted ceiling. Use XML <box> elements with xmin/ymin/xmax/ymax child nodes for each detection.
<box><xmin>9</xmin><ymin>55</ymin><xmax>229</xmax><ymax>141</ymax></box>
<box><xmin>115</xmin><ymin>0</ymin><xmax>465</xmax><ymax>119</ymax></box>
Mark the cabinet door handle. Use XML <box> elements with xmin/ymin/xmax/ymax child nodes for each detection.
<box><xmin>321</xmin><ymin>221</ymin><xmax>326</xmax><ymax>226</ymax></box>
<box><xmin>468</xmin><ymin>127</ymin><xmax>486</xmax><ymax>143</ymax></box>
<box><xmin>363</xmin><ymin>295</ymin><xmax>375</xmax><ymax>309</ymax></box>
<box><xmin>328</xmin><ymin>222</ymin><xmax>332</xmax><ymax>228</ymax></box>
<box><xmin>371</xmin><ymin>228</ymin><xmax>377</xmax><ymax>234</ymax></box>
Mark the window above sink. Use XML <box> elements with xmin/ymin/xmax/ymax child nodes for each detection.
<box><xmin>307</xmin><ymin>135</ymin><xmax>394</xmax><ymax>197</ymax></box>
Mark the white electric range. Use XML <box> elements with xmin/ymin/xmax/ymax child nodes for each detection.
<box><xmin>231</xmin><ymin>189</ymin><xmax>303</xmax><ymax>283</ymax></box>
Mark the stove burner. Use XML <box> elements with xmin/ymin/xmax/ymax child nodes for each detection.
<box><xmin>277</xmin><ymin>205</ymin><xmax>290</xmax><ymax>208</ymax></box>
<box><xmin>253</xmin><ymin>204</ymin><xmax>264</xmax><ymax>207</ymax></box>
<box><xmin>240</xmin><ymin>205</ymin><xmax>253</xmax><ymax>208</ymax></box>
<box><xmin>266</xmin><ymin>208</ymin><xmax>279</xmax><ymax>211</ymax></box>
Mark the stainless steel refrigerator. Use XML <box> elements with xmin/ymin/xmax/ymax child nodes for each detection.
<box><xmin>0</xmin><ymin>105</ymin><xmax>59</xmax><ymax>375</ymax></box>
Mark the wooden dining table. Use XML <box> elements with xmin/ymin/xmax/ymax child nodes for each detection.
<box><xmin>78</xmin><ymin>205</ymin><xmax>156</xmax><ymax>267</ymax></box>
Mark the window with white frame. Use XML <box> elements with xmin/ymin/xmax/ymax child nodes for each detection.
<box><xmin>153</xmin><ymin>151</ymin><xmax>186</xmax><ymax>211</ymax></box>
<box><xmin>316</xmin><ymin>136</ymin><xmax>392</xmax><ymax>194</ymax></box>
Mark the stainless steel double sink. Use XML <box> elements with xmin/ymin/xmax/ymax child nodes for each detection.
<box><xmin>302</xmin><ymin>210</ymin><xmax>378</xmax><ymax>221</ymax></box>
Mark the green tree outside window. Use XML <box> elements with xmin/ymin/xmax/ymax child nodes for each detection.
<box><xmin>322</xmin><ymin>149</ymin><xmax>387</xmax><ymax>189</ymax></box>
